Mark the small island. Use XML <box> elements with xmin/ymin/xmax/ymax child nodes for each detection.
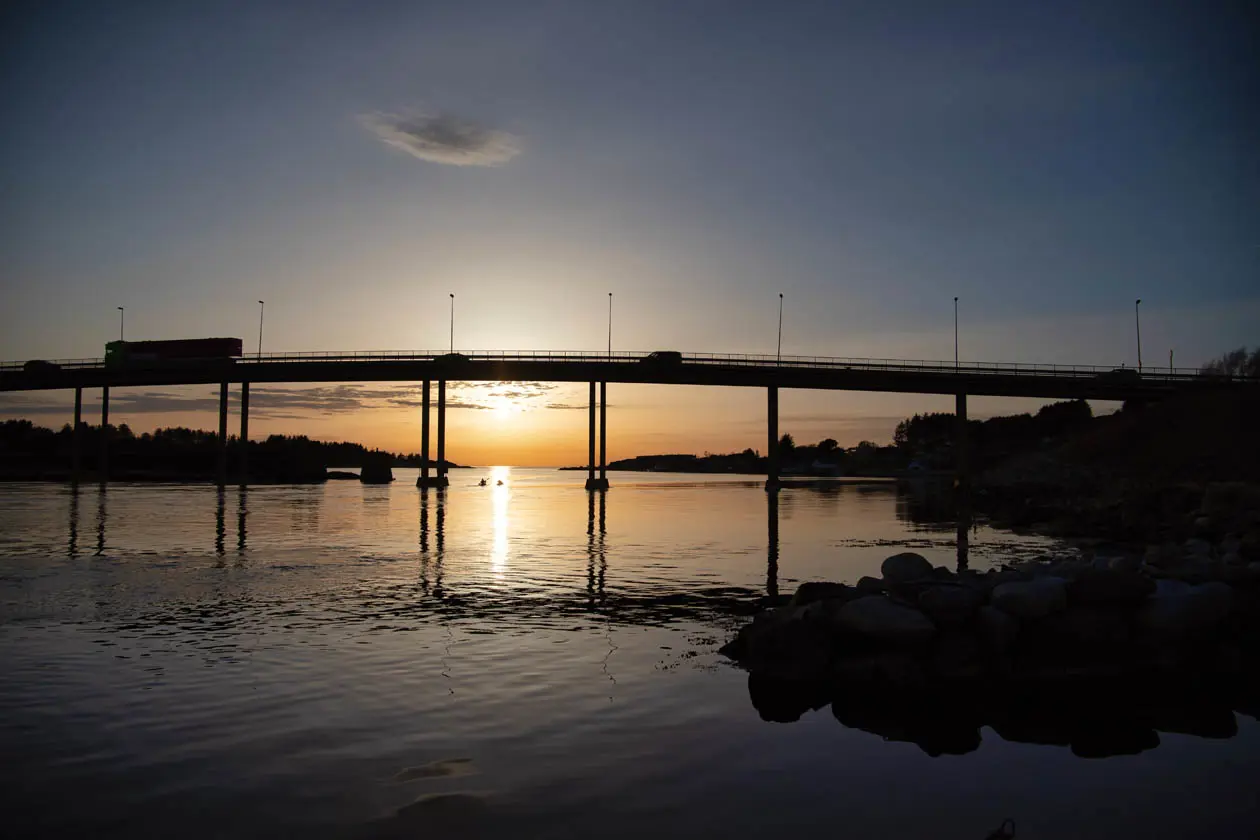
<box><xmin>0</xmin><ymin>420</ymin><xmax>464</xmax><ymax>483</ymax></box>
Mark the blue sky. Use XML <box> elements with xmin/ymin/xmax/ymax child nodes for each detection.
<box><xmin>1</xmin><ymin>1</ymin><xmax>1256</xmax><ymax>461</ymax></box>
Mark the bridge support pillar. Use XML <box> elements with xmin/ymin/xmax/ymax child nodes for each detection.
<box><xmin>417</xmin><ymin>380</ymin><xmax>446</xmax><ymax>487</ymax></box>
<box><xmin>435</xmin><ymin>379</ymin><xmax>449</xmax><ymax>487</ymax></box>
<box><xmin>239</xmin><ymin>382</ymin><xmax>249</xmax><ymax>485</ymax></box>
<box><xmin>216</xmin><ymin>382</ymin><xmax>229</xmax><ymax>487</ymax></box>
<box><xmin>765</xmin><ymin>386</ymin><xmax>780</xmax><ymax>491</ymax></box>
<box><xmin>955</xmin><ymin>392</ymin><xmax>970</xmax><ymax>493</ymax></box>
<box><xmin>72</xmin><ymin>387</ymin><xmax>82</xmax><ymax>484</ymax></box>
<box><xmin>585</xmin><ymin>381</ymin><xmax>608</xmax><ymax>490</ymax></box>
<box><xmin>99</xmin><ymin>386</ymin><xmax>110</xmax><ymax>483</ymax></box>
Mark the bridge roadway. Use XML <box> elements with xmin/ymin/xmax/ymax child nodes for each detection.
<box><xmin>3</xmin><ymin>350</ymin><xmax>1254</xmax><ymax>488</ymax></box>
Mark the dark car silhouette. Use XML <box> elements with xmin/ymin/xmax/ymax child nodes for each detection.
<box><xmin>23</xmin><ymin>359</ymin><xmax>61</xmax><ymax>374</ymax></box>
<box><xmin>640</xmin><ymin>351</ymin><xmax>683</xmax><ymax>365</ymax></box>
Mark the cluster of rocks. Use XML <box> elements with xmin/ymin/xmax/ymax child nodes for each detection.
<box><xmin>721</xmin><ymin>549</ymin><xmax>1260</xmax><ymax>755</ymax></box>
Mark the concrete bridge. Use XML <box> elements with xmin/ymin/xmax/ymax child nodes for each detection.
<box><xmin>3</xmin><ymin>349</ymin><xmax>1253</xmax><ymax>488</ymax></box>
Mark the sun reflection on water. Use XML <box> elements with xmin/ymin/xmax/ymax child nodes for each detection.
<box><xmin>491</xmin><ymin>466</ymin><xmax>510</xmax><ymax>578</ymax></box>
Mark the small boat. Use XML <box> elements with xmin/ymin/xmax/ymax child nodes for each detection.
<box><xmin>496</xmin><ymin>480</ymin><xmax>504</xmax><ymax>486</ymax></box>
<box><xmin>478</xmin><ymin>478</ymin><xmax>487</xmax><ymax>486</ymax></box>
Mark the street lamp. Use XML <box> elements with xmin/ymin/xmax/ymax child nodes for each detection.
<box><xmin>776</xmin><ymin>293</ymin><xmax>784</xmax><ymax>364</ymax></box>
<box><xmin>1135</xmin><ymin>299</ymin><xmax>1143</xmax><ymax>373</ymax></box>
<box><xmin>954</xmin><ymin>296</ymin><xmax>959</xmax><ymax>369</ymax></box>
<box><xmin>117</xmin><ymin>307</ymin><xmax>124</xmax><ymax>341</ymax></box>
<box><xmin>449</xmin><ymin>293</ymin><xmax>455</xmax><ymax>353</ymax></box>
<box><xmin>257</xmin><ymin>300</ymin><xmax>265</xmax><ymax>358</ymax></box>
<box><xmin>607</xmin><ymin>292</ymin><xmax>613</xmax><ymax>359</ymax></box>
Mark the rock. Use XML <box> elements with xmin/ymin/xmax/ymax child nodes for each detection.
<box><xmin>1222</xmin><ymin>552</ymin><xmax>1243</xmax><ymax>567</ymax></box>
<box><xmin>855</xmin><ymin>576</ymin><xmax>885</xmax><ymax>595</ymax></box>
<box><xmin>932</xmin><ymin>631</ymin><xmax>984</xmax><ymax>680</ymax></box>
<box><xmin>832</xmin><ymin>652</ymin><xmax>926</xmax><ymax>688</ymax></box>
<box><xmin>991</xmin><ymin>578</ymin><xmax>1067</xmax><ymax>619</ymax></box>
<box><xmin>1136</xmin><ymin>581</ymin><xmax>1234</xmax><ymax>640</ymax></box>
<box><xmin>1037</xmin><ymin>607</ymin><xmax>1130</xmax><ymax>649</ymax></box>
<box><xmin>789</xmin><ymin>581</ymin><xmax>853</xmax><ymax>608</ymax></box>
<box><xmin>1154</xmin><ymin>578</ymin><xmax>1191</xmax><ymax>597</ymax></box>
<box><xmin>931</xmin><ymin>565</ymin><xmax>955</xmax><ymax>581</ymax></box>
<box><xmin>835</xmin><ymin>596</ymin><xmax>937</xmax><ymax>646</ymax></box>
<box><xmin>359</xmin><ymin>456</ymin><xmax>395</xmax><ymax>484</ymax></box>
<box><xmin>1221</xmin><ymin>534</ymin><xmax>1243</xmax><ymax>556</ymax></box>
<box><xmin>881</xmin><ymin>552</ymin><xmax>933</xmax><ymax>584</ymax></box>
<box><xmin>1108</xmin><ymin>555</ymin><xmax>1142</xmax><ymax>573</ymax></box>
<box><xmin>1144</xmin><ymin>543</ymin><xmax>1182</xmax><ymax>568</ymax></box>
<box><xmin>918</xmin><ymin>585</ymin><xmax>986</xmax><ymax>626</ymax></box>
<box><xmin>1066</xmin><ymin>568</ymin><xmax>1156</xmax><ymax>607</ymax></box>
<box><xmin>976</xmin><ymin>605</ymin><xmax>1020</xmax><ymax>654</ymax></box>
<box><xmin>747</xmin><ymin>673</ymin><xmax>830</xmax><ymax>723</ymax></box>
<box><xmin>721</xmin><ymin>607</ymin><xmax>832</xmax><ymax>681</ymax></box>
<box><xmin>1193</xmin><ymin>516</ymin><xmax>1213</xmax><ymax>534</ymax></box>
<box><xmin>1184</xmin><ymin>538</ymin><xmax>1212</xmax><ymax>558</ymax></box>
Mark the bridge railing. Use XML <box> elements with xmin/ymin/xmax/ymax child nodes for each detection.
<box><xmin>1</xmin><ymin>350</ymin><xmax>1252</xmax><ymax>383</ymax></box>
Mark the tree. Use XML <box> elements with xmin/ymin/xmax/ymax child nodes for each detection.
<box><xmin>817</xmin><ymin>438</ymin><xmax>838</xmax><ymax>454</ymax></box>
<box><xmin>1200</xmin><ymin>346</ymin><xmax>1260</xmax><ymax>379</ymax></box>
<box><xmin>779</xmin><ymin>433</ymin><xmax>795</xmax><ymax>455</ymax></box>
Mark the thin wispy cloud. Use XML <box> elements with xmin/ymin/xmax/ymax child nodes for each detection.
<box><xmin>359</xmin><ymin>109</ymin><xmax>521</xmax><ymax>167</ymax></box>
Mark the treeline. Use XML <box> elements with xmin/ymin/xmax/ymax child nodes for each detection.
<box><xmin>893</xmin><ymin>399</ymin><xmax>1094</xmax><ymax>469</ymax></box>
<box><xmin>1200</xmin><ymin>346</ymin><xmax>1260</xmax><ymax>379</ymax></box>
<box><xmin>0</xmin><ymin>420</ymin><xmax>440</xmax><ymax>481</ymax></box>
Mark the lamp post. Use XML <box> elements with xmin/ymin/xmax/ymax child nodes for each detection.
<box><xmin>449</xmin><ymin>293</ymin><xmax>455</xmax><ymax>353</ymax></box>
<box><xmin>953</xmin><ymin>296</ymin><xmax>959</xmax><ymax>369</ymax></box>
<box><xmin>776</xmin><ymin>293</ymin><xmax>784</xmax><ymax>364</ymax></box>
<box><xmin>1135</xmin><ymin>299</ymin><xmax>1143</xmax><ymax>373</ymax></box>
<box><xmin>117</xmin><ymin>307</ymin><xmax>124</xmax><ymax>341</ymax></box>
<box><xmin>607</xmin><ymin>292</ymin><xmax>612</xmax><ymax>359</ymax></box>
<box><xmin>257</xmin><ymin>300</ymin><xmax>265</xmax><ymax>358</ymax></box>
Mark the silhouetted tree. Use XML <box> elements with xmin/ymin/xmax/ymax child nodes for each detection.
<box><xmin>1200</xmin><ymin>346</ymin><xmax>1260</xmax><ymax>379</ymax></box>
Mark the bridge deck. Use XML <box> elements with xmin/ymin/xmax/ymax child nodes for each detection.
<box><xmin>2</xmin><ymin>350</ymin><xmax>1255</xmax><ymax>401</ymax></box>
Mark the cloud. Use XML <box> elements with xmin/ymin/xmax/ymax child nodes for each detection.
<box><xmin>359</xmin><ymin>110</ymin><xmax>521</xmax><ymax>167</ymax></box>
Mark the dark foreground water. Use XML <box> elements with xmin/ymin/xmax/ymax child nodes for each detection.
<box><xmin>1</xmin><ymin>469</ymin><xmax>1257</xmax><ymax>839</ymax></box>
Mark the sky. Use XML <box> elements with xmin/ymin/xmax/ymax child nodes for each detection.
<box><xmin>1</xmin><ymin>1</ymin><xmax>1256</xmax><ymax>465</ymax></box>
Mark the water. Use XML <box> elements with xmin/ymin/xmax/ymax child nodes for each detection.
<box><xmin>1</xmin><ymin>469</ymin><xmax>1257</xmax><ymax>839</ymax></box>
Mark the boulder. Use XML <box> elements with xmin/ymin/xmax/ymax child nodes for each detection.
<box><xmin>1066</xmin><ymin>568</ymin><xmax>1156</xmax><ymax>607</ymax></box>
<box><xmin>976</xmin><ymin>605</ymin><xmax>1020</xmax><ymax>654</ymax></box>
<box><xmin>855</xmin><ymin>576</ymin><xmax>886</xmax><ymax>595</ymax></box>
<box><xmin>832</xmin><ymin>652</ymin><xmax>926</xmax><ymax>688</ymax></box>
<box><xmin>932</xmin><ymin>631</ymin><xmax>984</xmax><ymax>680</ymax></box>
<box><xmin>991</xmin><ymin>578</ymin><xmax>1068</xmax><ymax>619</ymax></box>
<box><xmin>918</xmin><ymin>585</ymin><xmax>986</xmax><ymax>626</ymax></box>
<box><xmin>789</xmin><ymin>581</ymin><xmax>854</xmax><ymax>608</ymax></box>
<box><xmin>1108</xmin><ymin>554</ymin><xmax>1142</xmax><ymax>573</ymax></box>
<box><xmin>359</xmin><ymin>456</ymin><xmax>395</xmax><ymax>484</ymax></box>
<box><xmin>835</xmin><ymin>596</ymin><xmax>937</xmax><ymax>646</ymax></box>
<box><xmin>881</xmin><ymin>552</ymin><xmax>933</xmax><ymax>584</ymax></box>
<box><xmin>1037</xmin><ymin>607</ymin><xmax>1130</xmax><ymax>649</ymax></box>
<box><xmin>1135</xmin><ymin>581</ymin><xmax>1234</xmax><ymax>640</ymax></box>
<box><xmin>1184</xmin><ymin>538</ymin><xmax>1212</xmax><ymax>558</ymax></box>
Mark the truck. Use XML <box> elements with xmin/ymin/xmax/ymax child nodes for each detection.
<box><xmin>104</xmin><ymin>338</ymin><xmax>244</xmax><ymax>367</ymax></box>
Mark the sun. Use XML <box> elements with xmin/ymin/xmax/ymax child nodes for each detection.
<box><xmin>488</xmin><ymin>395</ymin><xmax>526</xmax><ymax>417</ymax></box>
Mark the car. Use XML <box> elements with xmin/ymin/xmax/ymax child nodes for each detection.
<box><xmin>640</xmin><ymin>351</ymin><xmax>683</xmax><ymax>365</ymax></box>
<box><xmin>435</xmin><ymin>352</ymin><xmax>471</xmax><ymax>363</ymax></box>
<box><xmin>23</xmin><ymin>359</ymin><xmax>61</xmax><ymax>374</ymax></box>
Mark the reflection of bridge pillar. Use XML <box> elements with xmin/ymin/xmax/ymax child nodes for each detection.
<box><xmin>216</xmin><ymin>381</ymin><xmax>229</xmax><ymax>487</ymax></box>
<box><xmin>767</xmin><ymin>489</ymin><xmax>779</xmax><ymax>598</ymax></box>
<box><xmin>765</xmin><ymin>386</ymin><xmax>780</xmax><ymax>491</ymax></box>
<box><xmin>72</xmin><ymin>387</ymin><xmax>83</xmax><ymax>483</ymax></box>
<box><xmin>436</xmin><ymin>379</ymin><xmax>449</xmax><ymax>487</ymax></box>
<box><xmin>582</xmin><ymin>382</ymin><xmax>607</xmax><ymax>493</ymax></box>
<box><xmin>99</xmin><ymin>386</ymin><xmax>110</xmax><ymax>483</ymax></box>
<box><xmin>955</xmin><ymin>391</ymin><xmax>971</xmax><ymax>573</ymax></box>
<box><xmin>239</xmin><ymin>382</ymin><xmax>249</xmax><ymax>485</ymax></box>
<box><xmin>418</xmin><ymin>380</ymin><xmax>445</xmax><ymax>487</ymax></box>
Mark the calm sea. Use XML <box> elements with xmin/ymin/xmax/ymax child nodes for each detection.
<box><xmin>1</xmin><ymin>469</ymin><xmax>1257</xmax><ymax>838</ymax></box>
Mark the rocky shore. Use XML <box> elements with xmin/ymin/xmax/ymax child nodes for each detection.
<box><xmin>721</xmin><ymin>543</ymin><xmax>1260</xmax><ymax>756</ymax></box>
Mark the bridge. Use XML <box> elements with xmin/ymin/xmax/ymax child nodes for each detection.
<box><xmin>3</xmin><ymin>349</ymin><xmax>1253</xmax><ymax>489</ymax></box>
